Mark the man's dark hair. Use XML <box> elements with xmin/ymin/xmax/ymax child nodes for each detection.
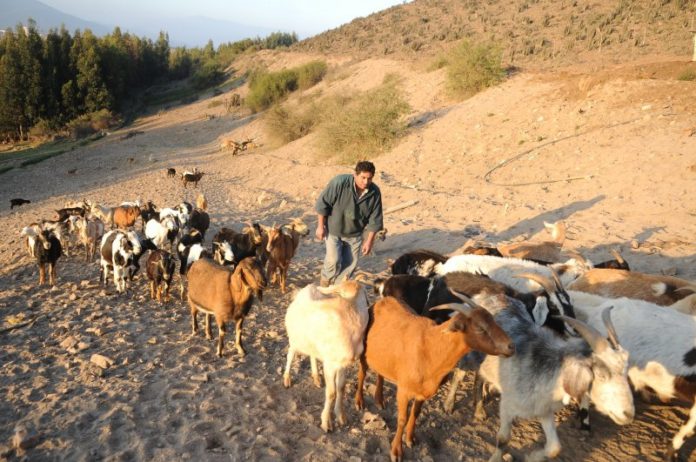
<box><xmin>355</xmin><ymin>160</ymin><xmax>375</xmax><ymax>175</ymax></box>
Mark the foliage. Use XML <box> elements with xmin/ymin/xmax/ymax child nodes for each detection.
<box><xmin>296</xmin><ymin>60</ymin><xmax>328</xmax><ymax>89</ymax></box>
<box><xmin>318</xmin><ymin>82</ymin><xmax>411</xmax><ymax>163</ymax></box>
<box><xmin>246</xmin><ymin>60</ymin><xmax>328</xmax><ymax>112</ymax></box>
<box><xmin>66</xmin><ymin>109</ymin><xmax>120</xmax><ymax>139</ymax></box>
<box><xmin>677</xmin><ymin>69</ymin><xmax>696</xmax><ymax>81</ymax></box>
<box><xmin>264</xmin><ymin>102</ymin><xmax>320</xmax><ymax>144</ymax></box>
<box><xmin>191</xmin><ymin>61</ymin><xmax>225</xmax><ymax>89</ymax></box>
<box><xmin>446</xmin><ymin>40</ymin><xmax>506</xmax><ymax>99</ymax></box>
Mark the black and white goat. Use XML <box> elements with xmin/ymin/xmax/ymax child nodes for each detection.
<box><xmin>569</xmin><ymin>289</ymin><xmax>696</xmax><ymax>460</ymax></box>
<box><xmin>145</xmin><ymin>215</ymin><xmax>179</xmax><ymax>251</ymax></box>
<box><xmin>99</xmin><ymin>230</ymin><xmax>142</xmax><ymax>293</ymax></box>
<box><xmin>390</xmin><ymin>249</ymin><xmax>449</xmax><ymax>277</ymax></box>
<box><xmin>475</xmin><ymin>295</ymin><xmax>634</xmax><ymax>461</ymax></box>
<box><xmin>177</xmin><ymin>229</ymin><xmax>208</xmax><ymax>299</ymax></box>
<box><xmin>33</xmin><ymin>229</ymin><xmax>62</xmax><ymax>286</ymax></box>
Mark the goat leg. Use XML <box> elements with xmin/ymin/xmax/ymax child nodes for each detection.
<box><xmin>375</xmin><ymin>375</ymin><xmax>385</xmax><ymax>409</ymax></box>
<box><xmin>150</xmin><ymin>281</ymin><xmax>156</xmax><ymax>300</ymax></box>
<box><xmin>335</xmin><ymin>367</ymin><xmax>347</xmax><ymax>427</ymax></box>
<box><xmin>311</xmin><ymin>356</ymin><xmax>322</xmax><ymax>387</ymax></box>
<box><xmin>50</xmin><ymin>263</ymin><xmax>57</xmax><ymax>286</ymax></box>
<box><xmin>321</xmin><ymin>364</ymin><xmax>337</xmax><ymax>432</ymax></box>
<box><xmin>216</xmin><ymin>320</ymin><xmax>226</xmax><ymax>357</ymax></box>
<box><xmin>474</xmin><ymin>372</ymin><xmax>488</xmax><ymax>420</ymax></box>
<box><xmin>190</xmin><ymin>305</ymin><xmax>198</xmax><ymax>335</ymax></box>
<box><xmin>405</xmin><ymin>399</ymin><xmax>424</xmax><ymax>448</ymax></box>
<box><xmin>234</xmin><ymin>318</ymin><xmax>245</xmax><ymax>357</ymax></box>
<box><xmin>205</xmin><ymin>314</ymin><xmax>212</xmax><ymax>340</ymax></box>
<box><xmin>283</xmin><ymin>348</ymin><xmax>295</xmax><ymax>388</ymax></box>
<box><xmin>444</xmin><ymin>368</ymin><xmax>466</xmax><ymax>414</ymax></box>
<box><xmin>354</xmin><ymin>356</ymin><xmax>368</xmax><ymax>410</ymax></box>
<box><xmin>577</xmin><ymin>394</ymin><xmax>591</xmax><ymax>432</ymax></box>
<box><xmin>489</xmin><ymin>403</ymin><xmax>513</xmax><ymax>462</ymax></box>
<box><xmin>38</xmin><ymin>264</ymin><xmax>45</xmax><ymax>285</ymax></box>
<box><xmin>390</xmin><ymin>389</ymin><xmax>409</xmax><ymax>462</ymax></box>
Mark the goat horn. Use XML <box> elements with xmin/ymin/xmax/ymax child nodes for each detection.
<box><xmin>548</xmin><ymin>267</ymin><xmax>565</xmax><ymax>291</ymax></box>
<box><xmin>353</xmin><ymin>273</ymin><xmax>376</xmax><ymax>287</ymax></box>
<box><xmin>610</xmin><ymin>249</ymin><xmax>625</xmax><ymax>264</ymax></box>
<box><xmin>675</xmin><ymin>285</ymin><xmax>696</xmax><ymax>294</ymax></box>
<box><xmin>429</xmin><ymin>302</ymin><xmax>473</xmax><ymax>316</ymax></box>
<box><xmin>514</xmin><ymin>272</ymin><xmax>555</xmax><ymax>294</ymax></box>
<box><xmin>559</xmin><ymin>315</ymin><xmax>610</xmax><ymax>353</ymax></box>
<box><xmin>601</xmin><ymin>306</ymin><xmax>621</xmax><ymax>350</ymax></box>
<box><xmin>565</xmin><ymin>250</ymin><xmax>589</xmax><ymax>265</ymax></box>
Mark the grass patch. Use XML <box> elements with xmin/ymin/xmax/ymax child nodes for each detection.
<box><xmin>0</xmin><ymin>166</ymin><xmax>14</xmax><ymax>175</ymax></box>
<box><xmin>264</xmin><ymin>103</ymin><xmax>321</xmax><ymax>144</ymax></box>
<box><xmin>246</xmin><ymin>60</ymin><xmax>328</xmax><ymax>113</ymax></box>
<box><xmin>446</xmin><ymin>39</ymin><xmax>506</xmax><ymax>99</ymax></box>
<box><xmin>317</xmin><ymin>82</ymin><xmax>411</xmax><ymax>164</ymax></box>
<box><xmin>677</xmin><ymin>69</ymin><xmax>696</xmax><ymax>81</ymax></box>
<box><xmin>207</xmin><ymin>100</ymin><xmax>224</xmax><ymax>108</ymax></box>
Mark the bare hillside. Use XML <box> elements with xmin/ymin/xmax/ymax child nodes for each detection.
<box><xmin>295</xmin><ymin>0</ymin><xmax>696</xmax><ymax>68</ymax></box>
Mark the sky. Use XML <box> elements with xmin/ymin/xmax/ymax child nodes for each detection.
<box><xmin>38</xmin><ymin>0</ymin><xmax>409</xmax><ymax>42</ymax></box>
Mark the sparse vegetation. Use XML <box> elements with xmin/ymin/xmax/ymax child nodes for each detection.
<box><xmin>318</xmin><ymin>82</ymin><xmax>411</xmax><ymax>164</ymax></box>
<box><xmin>446</xmin><ymin>40</ymin><xmax>505</xmax><ymax>99</ymax></box>
<box><xmin>264</xmin><ymin>103</ymin><xmax>321</xmax><ymax>144</ymax></box>
<box><xmin>66</xmin><ymin>110</ymin><xmax>121</xmax><ymax>139</ymax></box>
<box><xmin>677</xmin><ymin>69</ymin><xmax>696</xmax><ymax>81</ymax></box>
<box><xmin>246</xmin><ymin>60</ymin><xmax>328</xmax><ymax>113</ymax></box>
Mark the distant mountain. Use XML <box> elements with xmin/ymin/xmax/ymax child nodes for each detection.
<box><xmin>152</xmin><ymin>16</ymin><xmax>278</xmax><ymax>47</ymax></box>
<box><xmin>0</xmin><ymin>0</ymin><xmax>111</xmax><ymax>35</ymax></box>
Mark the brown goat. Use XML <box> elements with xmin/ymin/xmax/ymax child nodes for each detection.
<box><xmin>266</xmin><ymin>224</ymin><xmax>303</xmax><ymax>293</ymax></box>
<box><xmin>568</xmin><ymin>268</ymin><xmax>696</xmax><ymax>305</ymax></box>
<box><xmin>187</xmin><ymin>257</ymin><xmax>267</xmax><ymax>357</ymax></box>
<box><xmin>497</xmin><ymin>221</ymin><xmax>566</xmax><ymax>263</ymax></box>
<box><xmin>112</xmin><ymin>205</ymin><xmax>141</xmax><ymax>229</ymax></box>
<box><xmin>354</xmin><ymin>295</ymin><xmax>514</xmax><ymax>462</ymax></box>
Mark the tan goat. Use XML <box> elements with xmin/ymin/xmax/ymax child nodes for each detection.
<box><xmin>266</xmin><ymin>223</ymin><xmax>304</xmax><ymax>293</ymax></box>
<box><xmin>497</xmin><ymin>220</ymin><xmax>566</xmax><ymax>263</ymax></box>
<box><xmin>187</xmin><ymin>257</ymin><xmax>267</xmax><ymax>357</ymax></box>
<box><xmin>112</xmin><ymin>205</ymin><xmax>140</xmax><ymax>229</ymax></box>
<box><xmin>354</xmin><ymin>295</ymin><xmax>514</xmax><ymax>462</ymax></box>
<box><xmin>196</xmin><ymin>193</ymin><xmax>207</xmax><ymax>211</ymax></box>
<box><xmin>568</xmin><ymin>268</ymin><xmax>696</xmax><ymax>306</ymax></box>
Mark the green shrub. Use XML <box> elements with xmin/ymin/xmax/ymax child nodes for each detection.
<box><xmin>28</xmin><ymin>118</ymin><xmax>59</xmax><ymax>139</ymax></box>
<box><xmin>246</xmin><ymin>69</ymin><xmax>299</xmax><ymax>112</ymax></box>
<box><xmin>66</xmin><ymin>109</ymin><xmax>120</xmax><ymax>139</ymax></box>
<box><xmin>296</xmin><ymin>60</ymin><xmax>328</xmax><ymax>89</ymax></box>
<box><xmin>677</xmin><ymin>69</ymin><xmax>696</xmax><ymax>81</ymax></box>
<box><xmin>318</xmin><ymin>83</ymin><xmax>411</xmax><ymax>164</ymax></box>
<box><xmin>264</xmin><ymin>103</ymin><xmax>320</xmax><ymax>144</ymax></box>
<box><xmin>191</xmin><ymin>61</ymin><xmax>225</xmax><ymax>89</ymax></box>
<box><xmin>446</xmin><ymin>40</ymin><xmax>506</xmax><ymax>99</ymax></box>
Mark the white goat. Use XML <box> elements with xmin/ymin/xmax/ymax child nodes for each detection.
<box><xmin>568</xmin><ymin>289</ymin><xmax>696</xmax><ymax>460</ymax></box>
<box><xmin>475</xmin><ymin>294</ymin><xmax>634</xmax><ymax>462</ymax></box>
<box><xmin>284</xmin><ymin>280</ymin><xmax>370</xmax><ymax>432</ymax></box>
<box><xmin>436</xmin><ymin>254</ymin><xmax>592</xmax><ymax>293</ymax></box>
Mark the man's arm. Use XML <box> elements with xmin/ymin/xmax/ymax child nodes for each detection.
<box><xmin>361</xmin><ymin>231</ymin><xmax>376</xmax><ymax>256</ymax></box>
<box><xmin>316</xmin><ymin>214</ymin><xmax>327</xmax><ymax>241</ymax></box>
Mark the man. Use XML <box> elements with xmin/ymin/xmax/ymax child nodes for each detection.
<box><xmin>315</xmin><ymin>160</ymin><xmax>383</xmax><ymax>287</ymax></box>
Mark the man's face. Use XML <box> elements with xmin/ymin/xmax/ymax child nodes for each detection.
<box><xmin>354</xmin><ymin>171</ymin><xmax>374</xmax><ymax>191</ymax></box>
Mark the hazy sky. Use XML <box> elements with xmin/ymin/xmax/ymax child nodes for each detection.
<box><xmin>38</xmin><ymin>0</ymin><xmax>409</xmax><ymax>39</ymax></box>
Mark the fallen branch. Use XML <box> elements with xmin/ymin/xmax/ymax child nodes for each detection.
<box><xmin>384</xmin><ymin>200</ymin><xmax>418</xmax><ymax>215</ymax></box>
<box><xmin>0</xmin><ymin>316</ymin><xmax>41</xmax><ymax>334</ymax></box>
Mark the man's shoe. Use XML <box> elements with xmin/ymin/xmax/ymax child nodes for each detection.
<box><xmin>320</xmin><ymin>277</ymin><xmax>330</xmax><ymax>287</ymax></box>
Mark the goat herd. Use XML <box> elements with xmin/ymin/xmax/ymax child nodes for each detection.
<box><xmin>15</xmin><ymin>201</ymin><xmax>696</xmax><ymax>461</ymax></box>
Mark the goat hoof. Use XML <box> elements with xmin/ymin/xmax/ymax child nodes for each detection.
<box><xmin>283</xmin><ymin>375</ymin><xmax>291</xmax><ymax>388</ymax></box>
<box><xmin>312</xmin><ymin>375</ymin><xmax>322</xmax><ymax>388</ymax></box>
<box><xmin>320</xmin><ymin>421</ymin><xmax>332</xmax><ymax>433</ymax></box>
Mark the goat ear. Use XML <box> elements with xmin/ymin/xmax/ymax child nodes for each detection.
<box><xmin>531</xmin><ymin>296</ymin><xmax>549</xmax><ymax>326</ymax></box>
<box><xmin>561</xmin><ymin>360</ymin><xmax>593</xmax><ymax>401</ymax></box>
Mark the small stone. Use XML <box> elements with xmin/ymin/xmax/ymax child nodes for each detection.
<box><xmin>80</xmin><ymin>280</ymin><xmax>91</xmax><ymax>288</ymax></box>
<box><xmin>68</xmin><ymin>293</ymin><xmax>77</xmax><ymax>301</ymax></box>
<box><xmin>26</xmin><ymin>300</ymin><xmax>35</xmax><ymax>309</ymax></box>
<box><xmin>191</xmin><ymin>373</ymin><xmax>209</xmax><ymax>382</ymax></box>
<box><xmin>90</xmin><ymin>354</ymin><xmax>114</xmax><ymax>369</ymax></box>
<box><xmin>661</xmin><ymin>266</ymin><xmax>678</xmax><ymax>276</ymax></box>
<box><xmin>348</xmin><ymin>457</ymin><xmax>362</xmax><ymax>462</ymax></box>
<box><xmin>76</xmin><ymin>342</ymin><xmax>90</xmax><ymax>351</ymax></box>
<box><xmin>12</xmin><ymin>423</ymin><xmax>39</xmax><ymax>450</ymax></box>
<box><xmin>630</xmin><ymin>240</ymin><xmax>640</xmax><ymax>249</ymax></box>
<box><xmin>60</xmin><ymin>336</ymin><xmax>78</xmax><ymax>350</ymax></box>
<box><xmin>147</xmin><ymin>337</ymin><xmax>157</xmax><ymax>345</ymax></box>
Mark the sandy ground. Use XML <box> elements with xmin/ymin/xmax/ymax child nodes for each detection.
<box><xmin>1</xmin><ymin>53</ymin><xmax>695</xmax><ymax>461</ymax></box>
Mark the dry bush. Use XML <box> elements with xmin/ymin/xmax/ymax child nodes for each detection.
<box><xmin>264</xmin><ymin>103</ymin><xmax>321</xmax><ymax>145</ymax></box>
<box><xmin>446</xmin><ymin>39</ymin><xmax>505</xmax><ymax>99</ymax></box>
<box><xmin>317</xmin><ymin>82</ymin><xmax>410</xmax><ymax>164</ymax></box>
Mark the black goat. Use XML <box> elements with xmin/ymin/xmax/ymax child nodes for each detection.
<box><xmin>10</xmin><ymin>198</ymin><xmax>31</xmax><ymax>209</ymax></box>
<box><xmin>188</xmin><ymin>208</ymin><xmax>210</xmax><ymax>237</ymax></box>
<box><xmin>212</xmin><ymin>224</ymin><xmax>263</xmax><ymax>266</ymax></box>
<box><xmin>390</xmin><ymin>249</ymin><xmax>448</xmax><ymax>277</ymax></box>
<box><xmin>166</xmin><ymin>168</ymin><xmax>176</xmax><ymax>177</ymax></box>
<box><xmin>34</xmin><ymin>230</ymin><xmax>62</xmax><ymax>286</ymax></box>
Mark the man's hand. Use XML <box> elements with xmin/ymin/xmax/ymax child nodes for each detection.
<box><xmin>316</xmin><ymin>225</ymin><xmax>327</xmax><ymax>241</ymax></box>
<box><xmin>361</xmin><ymin>240</ymin><xmax>373</xmax><ymax>256</ymax></box>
